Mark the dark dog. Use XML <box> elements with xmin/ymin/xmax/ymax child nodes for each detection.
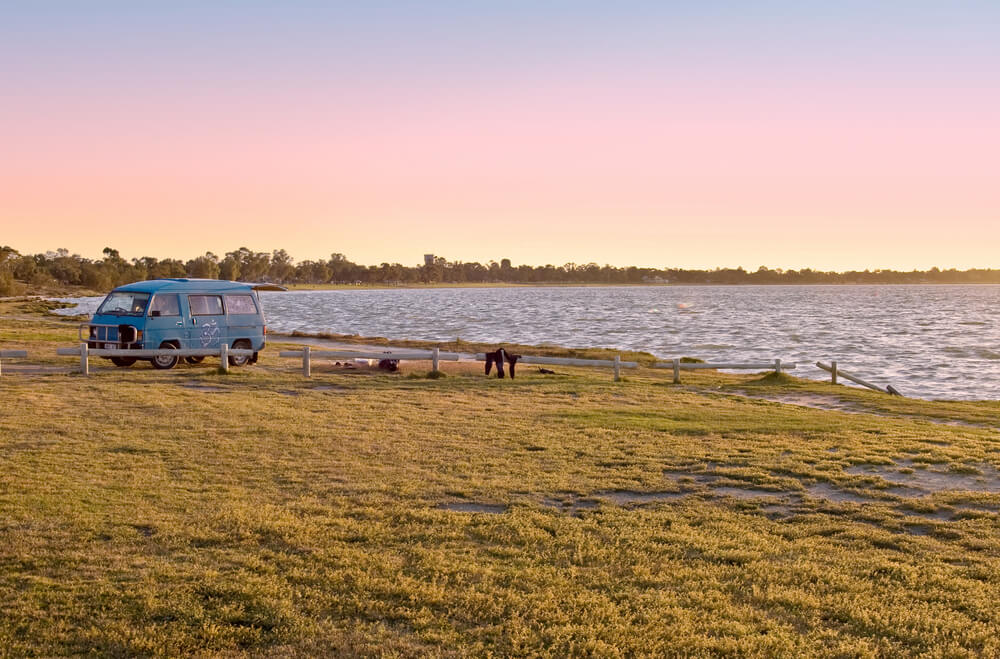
<box><xmin>485</xmin><ymin>348</ymin><xmax>521</xmax><ymax>379</ymax></box>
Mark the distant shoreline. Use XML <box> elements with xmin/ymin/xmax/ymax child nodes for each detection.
<box><xmin>279</xmin><ymin>281</ymin><xmax>1000</xmax><ymax>292</ymax></box>
<box><xmin>15</xmin><ymin>280</ymin><xmax>1000</xmax><ymax>299</ymax></box>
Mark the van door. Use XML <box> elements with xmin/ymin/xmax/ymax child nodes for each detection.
<box><xmin>186</xmin><ymin>294</ymin><xmax>227</xmax><ymax>350</ymax></box>
<box><xmin>145</xmin><ymin>293</ymin><xmax>184</xmax><ymax>348</ymax></box>
<box><xmin>223</xmin><ymin>292</ymin><xmax>263</xmax><ymax>350</ymax></box>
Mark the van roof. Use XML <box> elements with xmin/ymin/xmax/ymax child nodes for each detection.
<box><xmin>113</xmin><ymin>279</ymin><xmax>260</xmax><ymax>294</ymax></box>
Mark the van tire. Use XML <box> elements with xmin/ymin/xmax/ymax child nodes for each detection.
<box><xmin>151</xmin><ymin>342</ymin><xmax>179</xmax><ymax>370</ymax></box>
<box><xmin>229</xmin><ymin>340</ymin><xmax>252</xmax><ymax>367</ymax></box>
<box><xmin>111</xmin><ymin>357</ymin><xmax>136</xmax><ymax>367</ymax></box>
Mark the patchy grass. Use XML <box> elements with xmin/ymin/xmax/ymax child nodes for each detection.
<box><xmin>725</xmin><ymin>371</ymin><xmax>1000</xmax><ymax>428</ymax></box>
<box><xmin>0</xmin><ymin>299</ymin><xmax>90</xmax><ymax>365</ymax></box>
<box><xmin>0</xmin><ymin>297</ymin><xmax>81</xmax><ymax>318</ymax></box>
<box><xmin>2</xmin><ymin>309</ymin><xmax>1000</xmax><ymax>656</ymax></box>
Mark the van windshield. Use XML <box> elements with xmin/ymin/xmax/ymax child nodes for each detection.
<box><xmin>97</xmin><ymin>292</ymin><xmax>150</xmax><ymax>316</ymax></box>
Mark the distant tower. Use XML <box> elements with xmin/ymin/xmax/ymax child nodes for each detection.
<box><xmin>424</xmin><ymin>254</ymin><xmax>434</xmax><ymax>267</ymax></box>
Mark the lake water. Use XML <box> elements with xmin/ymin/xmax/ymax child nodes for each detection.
<box><xmin>56</xmin><ymin>285</ymin><xmax>1000</xmax><ymax>401</ymax></box>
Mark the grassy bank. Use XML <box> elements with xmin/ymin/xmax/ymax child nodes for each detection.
<box><xmin>2</xmin><ymin>307</ymin><xmax>1000</xmax><ymax>656</ymax></box>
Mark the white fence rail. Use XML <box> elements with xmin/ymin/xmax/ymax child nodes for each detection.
<box><xmin>279</xmin><ymin>347</ymin><xmax>460</xmax><ymax>377</ymax></box>
<box><xmin>0</xmin><ymin>350</ymin><xmax>29</xmax><ymax>376</ymax></box>
<box><xmin>473</xmin><ymin>353</ymin><xmax>638</xmax><ymax>381</ymax></box>
<box><xmin>5</xmin><ymin>342</ymin><xmax>811</xmax><ymax>389</ymax></box>
<box><xmin>653</xmin><ymin>358</ymin><xmax>795</xmax><ymax>383</ymax></box>
<box><xmin>473</xmin><ymin>353</ymin><xmax>638</xmax><ymax>368</ymax></box>
<box><xmin>816</xmin><ymin>361</ymin><xmax>901</xmax><ymax>396</ymax></box>
<box><xmin>56</xmin><ymin>344</ymin><xmax>254</xmax><ymax>375</ymax></box>
<box><xmin>279</xmin><ymin>348</ymin><xmax>639</xmax><ymax>380</ymax></box>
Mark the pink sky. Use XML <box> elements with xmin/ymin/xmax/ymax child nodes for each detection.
<box><xmin>2</xmin><ymin>3</ymin><xmax>998</xmax><ymax>270</ymax></box>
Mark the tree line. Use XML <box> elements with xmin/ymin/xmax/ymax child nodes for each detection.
<box><xmin>2</xmin><ymin>245</ymin><xmax>999</xmax><ymax>295</ymax></box>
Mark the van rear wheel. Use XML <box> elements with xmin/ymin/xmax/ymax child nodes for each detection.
<box><xmin>229</xmin><ymin>340</ymin><xmax>252</xmax><ymax>367</ymax></box>
<box><xmin>151</xmin><ymin>342</ymin><xmax>179</xmax><ymax>370</ymax></box>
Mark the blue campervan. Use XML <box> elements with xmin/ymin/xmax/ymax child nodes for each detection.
<box><xmin>83</xmin><ymin>279</ymin><xmax>284</xmax><ymax>369</ymax></box>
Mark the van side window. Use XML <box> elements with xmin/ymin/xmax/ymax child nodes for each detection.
<box><xmin>224</xmin><ymin>295</ymin><xmax>258</xmax><ymax>315</ymax></box>
<box><xmin>188</xmin><ymin>295</ymin><xmax>224</xmax><ymax>316</ymax></box>
<box><xmin>149</xmin><ymin>294</ymin><xmax>180</xmax><ymax>317</ymax></box>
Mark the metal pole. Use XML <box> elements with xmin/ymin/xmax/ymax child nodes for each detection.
<box><xmin>80</xmin><ymin>342</ymin><xmax>89</xmax><ymax>376</ymax></box>
<box><xmin>673</xmin><ymin>358</ymin><xmax>681</xmax><ymax>384</ymax></box>
<box><xmin>220</xmin><ymin>343</ymin><xmax>229</xmax><ymax>373</ymax></box>
<box><xmin>303</xmin><ymin>346</ymin><xmax>311</xmax><ymax>378</ymax></box>
<box><xmin>613</xmin><ymin>354</ymin><xmax>621</xmax><ymax>381</ymax></box>
<box><xmin>831</xmin><ymin>360</ymin><xmax>838</xmax><ymax>385</ymax></box>
<box><xmin>432</xmin><ymin>347</ymin><xmax>439</xmax><ymax>372</ymax></box>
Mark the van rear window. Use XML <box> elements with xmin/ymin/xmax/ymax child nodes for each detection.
<box><xmin>188</xmin><ymin>295</ymin><xmax>224</xmax><ymax>316</ymax></box>
<box><xmin>224</xmin><ymin>295</ymin><xmax>258</xmax><ymax>315</ymax></box>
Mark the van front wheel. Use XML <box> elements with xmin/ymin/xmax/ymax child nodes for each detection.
<box><xmin>229</xmin><ymin>340</ymin><xmax>252</xmax><ymax>367</ymax></box>
<box><xmin>151</xmin><ymin>342</ymin><xmax>179</xmax><ymax>370</ymax></box>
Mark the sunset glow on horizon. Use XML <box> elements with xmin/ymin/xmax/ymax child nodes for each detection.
<box><xmin>2</xmin><ymin>2</ymin><xmax>998</xmax><ymax>271</ymax></box>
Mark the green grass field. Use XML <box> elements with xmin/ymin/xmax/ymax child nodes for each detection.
<box><xmin>2</xmin><ymin>302</ymin><xmax>999</xmax><ymax>656</ymax></box>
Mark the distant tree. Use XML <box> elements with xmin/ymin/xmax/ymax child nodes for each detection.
<box><xmin>46</xmin><ymin>249</ymin><xmax>83</xmax><ymax>284</ymax></box>
<box><xmin>102</xmin><ymin>247</ymin><xmax>124</xmax><ymax>264</ymax></box>
<box><xmin>5</xmin><ymin>244</ymin><xmax>1000</xmax><ymax>289</ymax></box>
<box><xmin>186</xmin><ymin>253</ymin><xmax>221</xmax><ymax>279</ymax></box>
<box><xmin>0</xmin><ymin>246</ymin><xmax>20</xmax><ymax>295</ymax></box>
<box><xmin>152</xmin><ymin>259</ymin><xmax>186</xmax><ymax>279</ymax></box>
<box><xmin>268</xmin><ymin>249</ymin><xmax>294</xmax><ymax>283</ymax></box>
<box><xmin>327</xmin><ymin>253</ymin><xmax>354</xmax><ymax>282</ymax></box>
<box><xmin>227</xmin><ymin>248</ymin><xmax>270</xmax><ymax>282</ymax></box>
<box><xmin>293</xmin><ymin>260</ymin><xmax>329</xmax><ymax>283</ymax></box>
<box><xmin>219</xmin><ymin>251</ymin><xmax>241</xmax><ymax>280</ymax></box>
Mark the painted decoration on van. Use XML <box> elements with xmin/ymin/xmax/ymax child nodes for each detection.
<box><xmin>200</xmin><ymin>319</ymin><xmax>221</xmax><ymax>347</ymax></box>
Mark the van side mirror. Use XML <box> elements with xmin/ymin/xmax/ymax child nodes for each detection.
<box><xmin>151</xmin><ymin>310</ymin><xmax>162</xmax><ymax>317</ymax></box>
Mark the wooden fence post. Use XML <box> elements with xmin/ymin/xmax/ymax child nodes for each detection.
<box><xmin>432</xmin><ymin>347</ymin><xmax>439</xmax><ymax>372</ymax></box>
<box><xmin>303</xmin><ymin>346</ymin><xmax>311</xmax><ymax>378</ymax></box>
<box><xmin>220</xmin><ymin>344</ymin><xmax>229</xmax><ymax>373</ymax></box>
<box><xmin>831</xmin><ymin>360</ymin><xmax>838</xmax><ymax>385</ymax></box>
<box><xmin>774</xmin><ymin>358</ymin><xmax>782</xmax><ymax>375</ymax></box>
<box><xmin>80</xmin><ymin>342</ymin><xmax>89</xmax><ymax>376</ymax></box>
<box><xmin>613</xmin><ymin>354</ymin><xmax>621</xmax><ymax>382</ymax></box>
<box><xmin>672</xmin><ymin>358</ymin><xmax>681</xmax><ymax>384</ymax></box>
